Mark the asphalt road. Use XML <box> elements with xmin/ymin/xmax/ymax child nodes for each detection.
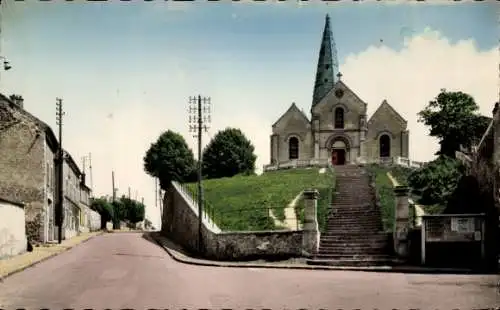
<box><xmin>0</xmin><ymin>233</ymin><xmax>498</xmax><ymax>309</ymax></box>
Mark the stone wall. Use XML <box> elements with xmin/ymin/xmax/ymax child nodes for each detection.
<box><xmin>162</xmin><ymin>182</ymin><xmax>317</xmax><ymax>261</ymax></box>
<box><xmin>0</xmin><ymin>197</ymin><xmax>27</xmax><ymax>258</ymax></box>
<box><xmin>0</xmin><ymin>99</ymin><xmax>48</xmax><ymax>243</ymax></box>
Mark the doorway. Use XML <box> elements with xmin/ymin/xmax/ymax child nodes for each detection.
<box><xmin>331</xmin><ymin>149</ymin><xmax>346</xmax><ymax>165</ymax></box>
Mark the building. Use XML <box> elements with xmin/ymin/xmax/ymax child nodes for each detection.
<box><xmin>62</xmin><ymin>152</ymin><xmax>83</xmax><ymax>239</ymax></box>
<box><xmin>268</xmin><ymin>15</ymin><xmax>410</xmax><ymax>168</ymax></box>
<box><xmin>78</xmin><ymin>173</ymin><xmax>93</xmax><ymax>233</ymax></box>
<box><xmin>0</xmin><ymin>94</ymin><xmax>58</xmax><ymax>244</ymax></box>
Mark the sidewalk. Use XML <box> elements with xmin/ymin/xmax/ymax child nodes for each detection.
<box><xmin>0</xmin><ymin>231</ymin><xmax>103</xmax><ymax>280</ymax></box>
<box><xmin>148</xmin><ymin>232</ymin><xmax>487</xmax><ymax>274</ymax></box>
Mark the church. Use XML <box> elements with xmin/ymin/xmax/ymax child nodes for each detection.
<box><xmin>269</xmin><ymin>15</ymin><xmax>410</xmax><ymax>167</ymax></box>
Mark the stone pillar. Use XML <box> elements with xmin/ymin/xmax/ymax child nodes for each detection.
<box><xmin>302</xmin><ymin>189</ymin><xmax>320</xmax><ymax>257</ymax></box>
<box><xmin>393</xmin><ymin>186</ymin><xmax>410</xmax><ymax>258</ymax></box>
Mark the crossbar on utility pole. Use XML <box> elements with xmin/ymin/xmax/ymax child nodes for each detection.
<box><xmin>189</xmin><ymin>95</ymin><xmax>211</xmax><ymax>254</ymax></box>
<box><xmin>55</xmin><ymin>98</ymin><xmax>65</xmax><ymax>244</ymax></box>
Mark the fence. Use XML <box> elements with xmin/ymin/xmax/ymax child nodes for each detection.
<box><xmin>263</xmin><ymin>158</ymin><xmax>331</xmax><ymax>172</ymax></box>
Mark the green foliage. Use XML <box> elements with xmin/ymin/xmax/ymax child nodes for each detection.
<box><xmin>187</xmin><ymin>168</ymin><xmax>333</xmax><ymax>231</ymax></box>
<box><xmin>144</xmin><ymin>130</ymin><xmax>196</xmax><ymax>189</ymax></box>
<box><xmin>110</xmin><ymin>196</ymin><xmax>146</xmax><ymax>226</ymax></box>
<box><xmin>408</xmin><ymin>156</ymin><xmax>465</xmax><ymax>206</ymax></box>
<box><xmin>90</xmin><ymin>197</ymin><xmax>114</xmax><ymax>229</ymax></box>
<box><xmin>120</xmin><ymin>196</ymin><xmax>146</xmax><ymax>223</ymax></box>
<box><xmin>202</xmin><ymin>128</ymin><xmax>257</xmax><ymax>179</ymax></box>
<box><xmin>418</xmin><ymin>90</ymin><xmax>490</xmax><ymax>158</ymax></box>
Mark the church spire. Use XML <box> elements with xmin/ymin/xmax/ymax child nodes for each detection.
<box><xmin>312</xmin><ymin>14</ymin><xmax>339</xmax><ymax>107</ymax></box>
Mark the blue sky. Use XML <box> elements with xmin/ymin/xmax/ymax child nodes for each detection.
<box><xmin>1</xmin><ymin>1</ymin><xmax>498</xmax><ymax>226</ymax></box>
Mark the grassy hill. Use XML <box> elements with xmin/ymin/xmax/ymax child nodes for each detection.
<box><xmin>186</xmin><ymin>168</ymin><xmax>334</xmax><ymax>232</ymax></box>
<box><xmin>365</xmin><ymin>164</ymin><xmax>413</xmax><ymax>231</ymax></box>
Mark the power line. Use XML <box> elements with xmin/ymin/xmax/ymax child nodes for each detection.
<box><xmin>188</xmin><ymin>95</ymin><xmax>211</xmax><ymax>254</ymax></box>
<box><xmin>55</xmin><ymin>98</ymin><xmax>65</xmax><ymax>244</ymax></box>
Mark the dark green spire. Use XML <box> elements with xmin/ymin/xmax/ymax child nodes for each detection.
<box><xmin>312</xmin><ymin>14</ymin><xmax>337</xmax><ymax>106</ymax></box>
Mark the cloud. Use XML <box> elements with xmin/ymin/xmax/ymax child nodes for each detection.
<box><xmin>341</xmin><ymin>27</ymin><xmax>498</xmax><ymax>163</ymax></box>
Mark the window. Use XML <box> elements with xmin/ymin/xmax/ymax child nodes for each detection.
<box><xmin>288</xmin><ymin>137</ymin><xmax>299</xmax><ymax>160</ymax></box>
<box><xmin>334</xmin><ymin>107</ymin><xmax>344</xmax><ymax>129</ymax></box>
<box><xmin>325</xmin><ymin>64</ymin><xmax>330</xmax><ymax>70</ymax></box>
<box><xmin>379</xmin><ymin>134</ymin><xmax>391</xmax><ymax>158</ymax></box>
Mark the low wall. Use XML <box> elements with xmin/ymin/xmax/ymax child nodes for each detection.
<box><xmin>88</xmin><ymin>209</ymin><xmax>101</xmax><ymax>232</ymax></box>
<box><xmin>0</xmin><ymin>197</ymin><xmax>27</xmax><ymax>258</ymax></box>
<box><xmin>162</xmin><ymin>181</ymin><xmax>312</xmax><ymax>261</ymax></box>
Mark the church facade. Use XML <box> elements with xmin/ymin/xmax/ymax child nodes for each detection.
<box><xmin>268</xmin><ymin>15</ymin><xmax>409</xmax><ymax>167</ymax></box>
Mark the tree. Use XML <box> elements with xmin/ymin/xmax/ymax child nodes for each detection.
<box><xmin>143</xmin><ymin>130</ymin><xmax>195</xmax><ymax>189</ymax></box>
<box><xmin>408</xmin><ymin>156</ymin><xmax>465</xmax><ymax>206</ymax></box>
<box><xmin>202</xmin><ymin>128</ymin><xmax>257</xmax><ymax>179</ymax></box>
<box><xmin>119</xmin><ymin>196</ymin><xmax>145</xmax><ymax>224</ymax></box>
<box><xmin>418</xmin><ymin>90</ymin><xmax>490</xmax><ymax>158</ymax></box>
<box><xmin>90</xmin><ymin>197</ymin><xmax>114</xmax><ymax>229</ymax></box>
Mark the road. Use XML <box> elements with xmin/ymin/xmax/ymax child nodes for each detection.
<box><xmin>0</xmin><ymin>233</ymin><xmax>498</xmax><ymax>309</ymax></box>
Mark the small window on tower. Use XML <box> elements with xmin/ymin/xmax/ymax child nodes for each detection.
<box><xmin>325</xmin><ymin>64</ymin><xmax>330</xmax><ymax>70</ymax></box>
<box><xmin>324</xmin><ymin>79</ymin><xmax>328</xmax><ymax>83</ymax></box>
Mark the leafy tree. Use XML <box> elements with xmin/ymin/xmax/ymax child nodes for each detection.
<box><xmin>111</xmin><ymin>199</ymin><xmax>125</xmax><ymax>229</ymax></box>
<box><xmin>408</xmin><ymin>156</ymin><xmax>465</xmax><ymax>206</ymax></box>
<box><xmin>202</xmin><ymin>128</ymin><xmax>257</xmax><ymax>179</ymax></box>
<box><xmin>119</xmin><ymin>196</ymin><xmax>145</xmax><ymax>224</ymax></box>
<box><xmin>418</xmin><ymin>90</ymin><xmax>490</xmax><ymax>158</ymax></box>
<box><xmin>90</xmin><ymin>197</ymin><xmax>114</xmax><ymax>229</ymax></box>
<box><xmin>143</xmin><ymin>130</ymin><xmax>196</xmax><ymax>189</ymax></box>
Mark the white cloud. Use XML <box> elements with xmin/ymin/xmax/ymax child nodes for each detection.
<box><xmin>341</xmin><ymin>28</ymin><xmax>498</xmax><ymax>163</ymax></box>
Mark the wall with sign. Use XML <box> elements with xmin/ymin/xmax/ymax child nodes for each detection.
<box><xmin>421</xmin><ymin>214</ymin><xmax>485</xmax><ymax>268</ymax></box>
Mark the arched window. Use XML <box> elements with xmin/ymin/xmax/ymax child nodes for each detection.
<box><xmin>334</xmin><ymin>107</ymin><xmax>344</xmax><ymax>129</ymax></box>
<box><xmin>379</xmin><ymin>134</ymin><xmax>391</xmax><ymax>158</ymax></box>
<box><xmin>289</xmin><ymin>137</ymin><xmax>299</xmax><ymax>160</ymax></box>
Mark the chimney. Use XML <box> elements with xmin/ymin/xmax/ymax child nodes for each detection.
<box><xmin>16</xmin><ymin>97</ymin><xmax>24</xmax><ymax>109</ymax></box>
<box><xmin>81</xmin><ymin>173</ymin><xmax>86</xmax><ymax>186</ymax></box>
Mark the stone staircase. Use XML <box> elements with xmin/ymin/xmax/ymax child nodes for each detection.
<box><xmin>307</xmin><ymin>165</ymin><xmax>395</xmax><ymax>267</ymax></box>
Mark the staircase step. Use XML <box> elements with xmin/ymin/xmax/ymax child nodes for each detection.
<box><xmin>307</xmin><ymin>257</ymin><xmax>397</xmax><ymax>267</ymax></box>
<box><xmin>319</xmin><ymin>240</ymin><xmax>388</xmax><ymax>247</ymax></box>
<box><xmin>318</xmin><ymin>248</ymin><xmax>388</xmax><ymax>255</ymax></box>
<box><xmin>320</xmin><ymin>232</ymin><xmax>389</xmax><ymax>240</ymax></box>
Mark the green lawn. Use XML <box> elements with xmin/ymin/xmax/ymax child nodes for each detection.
<box><xmin>186</xmin><ymin>168</ymin><xmax>334</xmax><ymax>232</ymax></box>
<box><xmin>364</xmin><ymin>164</ymin><xmax>413</xmax><ymax>231</ymax></box>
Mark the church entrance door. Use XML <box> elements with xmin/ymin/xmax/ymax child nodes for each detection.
<box><xmin>331</xmin><ymin>149</ymin><xmax>346</xmax><ymax>165</ymax></box>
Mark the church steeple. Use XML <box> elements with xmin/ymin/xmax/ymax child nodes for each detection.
<box><xmin>312</xmin><ymin>14</ymin><xmax>339</xmax><ymax>107</ymax></box>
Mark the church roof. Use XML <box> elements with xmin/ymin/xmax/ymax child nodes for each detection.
<box><xmin>272</xmin><ymin>102</ymin><xmax>310</xmax><ymax>128</ymax></box>
<box><xmin>368</xmin><ymin>99</ymin><xmax>407</xmax><ymax>126</ymax></box>
<box><xmin>312</xmin><ymin>14</ymin><xmax>338</xmax><ymax>107</ymax></box>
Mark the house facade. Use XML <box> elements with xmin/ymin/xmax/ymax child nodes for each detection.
<box><xmin>0</xmin><ymin>94</ymin><xmax>59</xmax><ymax>244</ymax></box>
<box><xmin>62</xmin><ymin>152</ymin><xmax>83</xmax><ymax>240</ymax></box>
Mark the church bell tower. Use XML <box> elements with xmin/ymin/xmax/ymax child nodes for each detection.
<box><xmin>311</xmin><ymin>14</ymin><xmax>339</xmax><ymax>108</ymax></box>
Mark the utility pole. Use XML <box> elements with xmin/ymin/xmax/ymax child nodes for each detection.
<box><xmin>112</xmin><ymin>171</ymin><xmax>116</xmax><ymax>202</ymax></box>
<box><xmin>55</xmin><ymin>98</ymin><xmax>65</xmax><ymax>244</ymax></box>
<box><xmin>155</xmin><ymin>178</ymin><xmax>158</xmax><ymax>208</ymax></box>
<box><xmin>128</xmin><ymin>187</ymin><xmax>131</xmax><ymax>200</ymax></box>
<box><xmin>189</xmin><ymin>95</ymin><xmax>211</xmax><ymax>253</ymax></box>
<box><xmin>81</xmin><ymin>153</ymin><xmax>93</xmax><ymax>197</ymax></box>
<box><xmin>88</xmin><ymin>153</ymin><xmax>93</xmax><ymax>195</ymax></box>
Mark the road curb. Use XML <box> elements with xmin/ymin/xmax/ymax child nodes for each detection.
<box><xmin>0</xmin><ymin>232</ymin><xmax>104</xmax><ymax>282</ymax></box>
<box><xmin>148</xmin><ymin>232</ymin><xmax>482</xmax><ymax>274</ymax></box>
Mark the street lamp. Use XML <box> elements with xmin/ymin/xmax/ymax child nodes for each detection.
<box><xmin>0</xmin><ymin>56</ymin><xmax>11</xmax><ymax>71</ymax></box>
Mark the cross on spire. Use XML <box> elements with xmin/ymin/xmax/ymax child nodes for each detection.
<box><xmin>337</xmin><ymin>72</ymin><xmax>343</xmax><ymax>80</ymax></box>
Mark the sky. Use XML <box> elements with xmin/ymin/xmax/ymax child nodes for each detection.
<box><xmin>0</xmin><ymin>1</ymin><xmax>498</xmax><ymax>228</ymax></box>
